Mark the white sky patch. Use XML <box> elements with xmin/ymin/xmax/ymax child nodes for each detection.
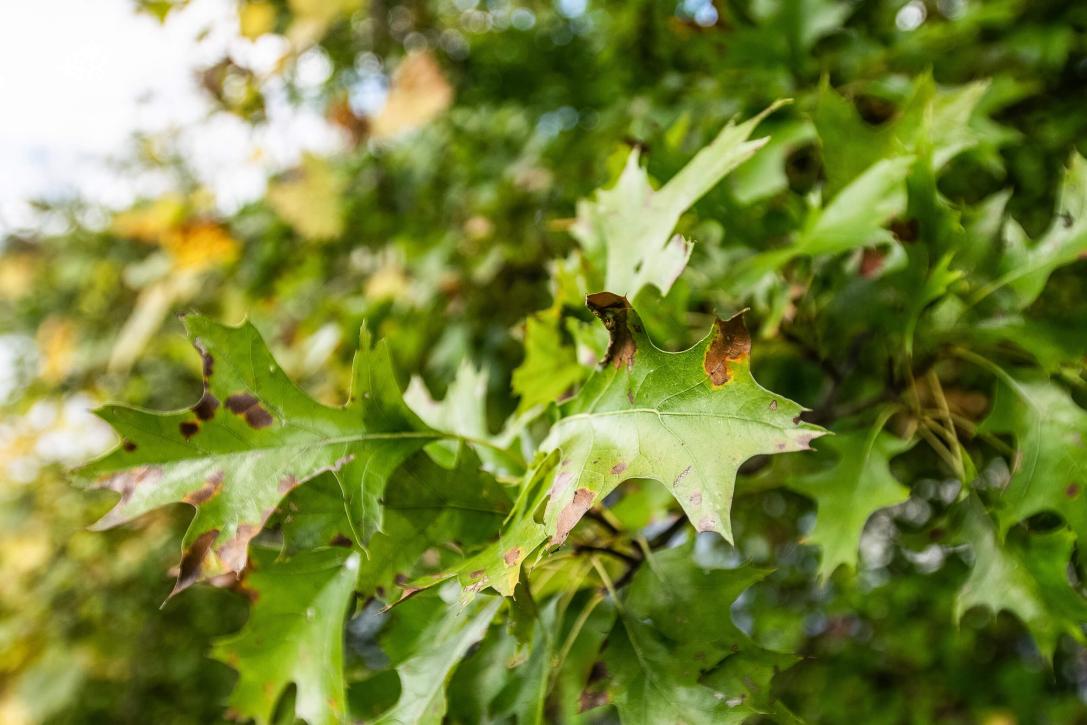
<box><xmin>0</xmin><ymin>0</ymin><xmax>344</xmax><ymax>233</ymax></box>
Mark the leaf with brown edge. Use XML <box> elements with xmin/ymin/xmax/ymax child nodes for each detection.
<box><xmin>77</xmin><ymin>314</ymin><xmax>436</xmax><ymax>596</ymax></box>
<box><xmin>541</xmin><ymin>294</ymin><xmax>824</xmax><ymax>546</ymax></box>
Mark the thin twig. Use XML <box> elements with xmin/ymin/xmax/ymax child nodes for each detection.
<box><xmin>574</xmin><ymin>544</ymin><xmax>640</xmax><ymax>566</ymax></box>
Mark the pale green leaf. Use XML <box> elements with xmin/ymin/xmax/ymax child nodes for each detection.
<box><xmin>571</xmin><ymin>102</ymin><xmax>787</xmax><ymax>298</ymax></box>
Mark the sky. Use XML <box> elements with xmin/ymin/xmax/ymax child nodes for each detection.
<box><xmin>0</xmin><ymin>0</ymin><xmax>349</xmax><ymax>405</ymax></box>
<box><xmin>0</xmin><ymin>0</ymin><xmax>343</xmax><ymax>233</ymax></box>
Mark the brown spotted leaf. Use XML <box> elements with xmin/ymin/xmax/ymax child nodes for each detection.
<box><xmin>542</xmin><ymin>294</ymin><xmax>823</xmax><ymax>545</ymax></box>
<box><xmin>79</xmin><ymin>315</ymin><xmax>435</xmax><ymax>595</ymax></box>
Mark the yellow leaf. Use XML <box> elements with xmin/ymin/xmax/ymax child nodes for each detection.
<box><xmin>267</xmin><ymin>153</ymin><xmax>346</xmax><ymax>240</ymax></box>
<box><xmin>0</xmin><ymin>254</ymin><xmax>36</xmax><ymax>301</ymax></box>
<box><xmin>287</xmin><ymin>0</ymin><xmax>360</xmax><ymax>45</ymax></box>
<box><xmin>239</xmin><ymin>1</ymin><xmax>276</xmax><ymax>39</ymax></box>
<box><xmin>36</xmin><ymin>316</ymin><xmax>76</xmax><ymax>384</ymax></box>
<box><xmin>162</xmin><ymin>221</ymin><xmax>240</xmax><ymax>270</ymax></box>
<box><xmin>111</xmin><ymin>194</ymin><xmax>186</xmax><ymax>243</ymax></box>
<box><xmin>1</xmin><ymin>531</ymin><xmax>52</xmax><ymax>576</ymax></box>
<box><xmin>372</xmin><ymin>51</ymin><xmax>454</xmax><ymax>139</ymax></box>
<box><xmin>365</xmin><ymin>261</ymin><xmax>410</xmax><ymax>302</ymax></box>
<box><xmin>0</xmin><ymin>694</ymin><xmax>31</xmax><ymax>725</ymax></box>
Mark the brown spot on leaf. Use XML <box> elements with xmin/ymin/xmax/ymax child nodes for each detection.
<box><xmin>552</xmin><ymin>488</ymin><xmax>595</xmax><ymax>544</ymax></box>
<box><xmin>193</xmin><ymin>391</ymin><xmax>219</xmax><ymax>420</ymax></box>
<box><xmin>889</xmin><ymin>217</ymin><xmax>919</xmax><ymax>243</ymax></box>
<box><xmin>689</xmin><ymin>491</ymin><xmax>702</xmax><ymax>507</ymax></box>
<box><xmin>579</xmin><ymin>689</ymin><xmax>609</xmax><ymax>713</ymax></box>
<box><xmin>197</xmin><ymin>343</ymin><xmax>214</xmax><ymax>379</ymax></box>
<box><xmin>330</xmin><ymin>534</ymin><xmax>353</xmax><ymax>547</ymax></box>
<box><xmin>122</xmin><ymin>439</ymin><xmax>137</xmax><ymax>452</ymax></box>
<box><xmin>278</xmin><ymin>474</ymin><xmax>300</xmax><ymax>494</ymax></box>
<box><xmin>93</xmin><ymin>466</ymin><xmax>165</xmax><ymax>526</ymax></box>
<box><xmin>697</xmin><ymin>516</ymin><xmax>717</xmax><ymax>532</ymax></box>
<box><xmin>225</xmin><ymin>392</ymin><xmax>259</xmax><ymax>413</ymax></box>
<box><xmin>245</xmin><ymin>406</ymin><xmax>274</xmax><ymax>429</ymax></box>
<box><xmin>469</xmin><ymin>569</ymin><xmax>485</xmax><ymax>580</ymax></box>
<box><xmin>704</xmin><ymin>311</ymin><xmax>751</xmax><ymax>386</ymax></box>
<box><xmin>216</xmin><ymin>524</ymin><xmax>262</xmax><ymax>574</ymax></box>
<box><xmin>549</xmin><ymin>470</ymin><xmax>574</xmax><ymax>499</ymax></box>
<box><xmin>859</xmin><ymin>248</ymin><xmax>886</xmax><ymax>278</ymax></box>
<box><xmin>769</xmin><ymin>400</ymin><xmax>778</xmax><ymax>411</ymax></box>
<box><xmin>1067</xmin><ymin>483</ymin><xmax>1081</xmax><ymax>499</ymax></box>
<box><xmin>610</xmin><ymin>461</ymin><xmax>627</xmax><ymax>475</ymax></box>
<box><xmin>170</xmin><ymin>529</ymin><xmax>219</xmax><ymax>598</ymax></box>
<box><xmin>579</xmin><ymin>661</ymin><xmax>611</xmax><ymax>712</ymax></box>
<box><xmin>586</xmin><ymin>292</ymin><xmax>637</xmax><ymax>369</ymax></box>
<box><xmin>503</xmin><ymin>547</ymin><xmax>522</xmax><ymax>567</ymax></box>
<box><xmin>673</xmin><ymin>465</ymin><xmax>692</xmax><ymax>487</ymax></box>
<box><xmin>183</xmin><ymin>471</ymin><xmax>224</xmax><ymax>505</ymax></box>
<box><xmin>225</xmin><ymin>392</ymin><xmax>275</xmax><ymax>429</ymax></box>
<box><xmin>179</xmin><ymin>421</ymin><xmax>200</xmax><ymax>439</ymax></box>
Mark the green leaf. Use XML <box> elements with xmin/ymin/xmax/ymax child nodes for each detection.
<box><xmin>602</xmin><ymin>544</ymin><xmax>791</xmax><ymax>724</ymax></box>
<box><xmin>785</xmin><ymin>428</ymin><xmax>912</xmax><ymax>579</ymax></box>
<box><xmin>79</xmin><ymin>316</ymin><xmax>434</xmax><ymax>593</ymax></box>
<box><xmin>405</xmin><ymin>514</ymin><xmax>547</xmax><ymax>601</ymax></box>
<box><xmin>211</xmin><ymin>547</ymin><xmax>360</xmax><ymax>725</ymax></box>
<box><xmin>980</xmin><ymin>374</ymin><xmax>1087</xmax><ymax>548</ymax></box>
<box><xmin>404</xmin><ymin>359</ymin><xmax>521</xmax><ymax>471</ymax></box>
<box><xmin>542</xmin><ymin>293</ymin><xmax>823</xmax><ymax>545</ymax></box>
<box><xmin>278</xmin><ymin>472</ymin><xmax>354</xmax><ymax>556</ymax></box>
<box><xmin>730</xmin><ymin>154</ymin><xmax>914</xmax><ymax>286</ymax></box>
<box><xmin>813</xmin><ymin>75</ymin><xmax>988</xmax><ymax>196</ymax></box>
<box><xmin>399</xmin><ymin>452</ymin><xmax>558</xmax><ymax>602</ymax></box>
<box><xmin>571</xmin><ymin>102</ymin><xmax>786</xmax><ymax>298</ymax></box>
<box><xmin>729</xmin><ymin>118</ymin><xmax>817</xmax><ymax>205</ymax></box>
<box><xmin>375</xmin><ymin>595</ymin><xmax>502</xmax><ymax>725</ymax></box>
<box><xmin>511</xmin><ymin>311</ymin><xmax>589</xmax><ymax>413</ymax></box>
<box><xmin>357</xmin><ymin>446</ymin><xmax>511</xmax><ymax>598</ymax></box>
<box><xmin>405</xmin><ymin>359</ymin><xmax>489</xmax><ymax>442</ymax></box>
<box><xmin>993</xmin><ymin>153</ymin><xmax>1087</xmax><ymax>307</ymax></box>
<box><xmin>905</xmin><ymin>252</ymin><xmax>964</xmax><ymax>356</ymax></box>
<box><xmin>956</xmin><ymin>498</ymin><xmax>1087</xmax><ymax>657</ymax></box>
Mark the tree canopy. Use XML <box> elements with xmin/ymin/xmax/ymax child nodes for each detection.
<box><xmin>2</xmin><ymin>1</ymin><xmax>1087</xmax><ymax>723</ymax></box>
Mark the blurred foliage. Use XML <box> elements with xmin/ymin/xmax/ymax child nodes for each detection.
<box><xmin>3</xmin><ymin>0</ymin><xmax>1087</xmax><ymax>722</ymax></box>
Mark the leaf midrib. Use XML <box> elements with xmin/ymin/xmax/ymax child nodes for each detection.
<box><xmin>99</xmin><ymin>429</ymin><xmax>439</xmax><ymax>470</ymax></box>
